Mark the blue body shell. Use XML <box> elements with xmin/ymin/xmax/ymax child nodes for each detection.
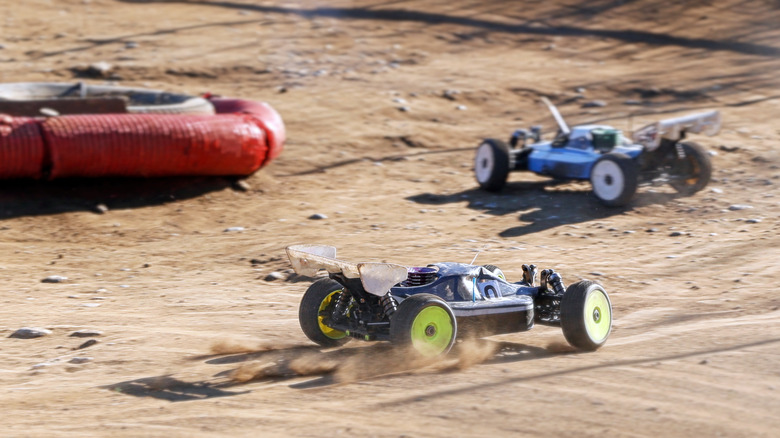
<box><xmin>389</xmin><ymin>263</ymin><xmax>537</xmax><ymax>320</ymax></box>
<box><xmin>526</xmin><ymin>125</ymin><xmax>643</xmax><ymax>179</ymax></box>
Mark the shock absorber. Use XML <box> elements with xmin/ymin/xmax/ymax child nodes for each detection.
<box><xmin>379</xmin><ymin>292</ymin><xmax>398</xmax><ymax>318</ymax></box>
<box><xmin>330</xmin><ymin>289</ymin><xmax>352</xmax><ymax>322</ymax></box>
<box><xmin>540</xmin><ymin>269</ymin><xmax>566</xmax><ymax>296</ymax></box>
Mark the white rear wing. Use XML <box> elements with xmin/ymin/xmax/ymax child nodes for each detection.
<box><xmin>285</xmin><ymin>245</ymin><xmax>408</xmax><ymax>296</ymax></box>
<box><xmin>632</xmin><ymin>110</ymin><xmax>721</xmax><ymax>150</ymax></box>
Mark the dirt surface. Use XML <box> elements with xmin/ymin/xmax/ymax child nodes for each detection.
<box><xmin>1</xmin><ymin>0</ymin><xmax>779</xmax><ymax>436</ymax></box>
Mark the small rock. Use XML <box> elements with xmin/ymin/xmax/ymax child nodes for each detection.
<box><xmin>729</xmin><ymin>204</ymin><xmax>753</xmax><ymax>211</ymax></box>
<box><xmin>646</xmin><ymin>228</ymin><xmax>658</xmax><ymax>233</ymax></box>
<box><xmin>710</xmin><ymin>188</ymin><xmax>723</xmax><ymax>194</ymax></box>
<box><xmin>232</xmin><ymin>179</ymin><xmax>252</xmax><ymax>191</ymax></box>
<box><xmin>575</xmin><ymin>87</ymin><xmax>586</xmax><ymax>93</ymax></box>
<box><xmin>543</xmin><ymin>43</ymin><xmax>556</xmax><ymax>50</ymax></box>
<box><xmin>623</xmin><ymin>230</ymin><xmax>635</xmax><ymax>234</ymax></box>
<box><xmin>42</xmin><ymin>275</ymin><xmax>68</xmax><ymax>283</ymax></box>
<box><xmin>81</xmin><ymin>303</ymin><xmax>101</xmax><ymax>308</ymax></box>
<box><xmin>699</xmin><ymin>359</ymin><xmax>709</xmax><ymax>365</ymax></box>
<box><xmin>669</xmin><ymin>231</ymin><xmax>683</xmax><ymax>237</ymax></box>
<box><xmin>392</xmin><ymin>97</ymin><xmax>407</xmax><ymax>104</ymax></box>
<box><xmin>87</xmin><ymin>61</ymin><xmax>113</xmax><ymax>76</ymax></box>
<box><xmin>455</xmin><ymin>105</ymin><xmax>467</xmax><ymax>111</ymax></box>
<box><xmin>68</xmin><ymin>357</ymin><xmax>92</xmax><ymax>364</ymax></box>
<box><xmin>39</xmin><ymin>107</ymin><xmax>60</xmax><ymax>117</ymax></box>
<box><xmin>746</xmin><ymin>218</ymin><xmax>761</xmax><ymax>224</ymax></box>
<box><xmin>623</xmin><ymin>99</ymin><xmax>643</xmax><ymax>105</ymax></box>
<box><xmin>582</xmin><ymin>100</ymin><xmax>607</xmax><ymax>108</ymax></box>
<box><xmin>398</xmin><ymin>106</ymin><xmax>410</xmax><ymax>112</ymax></box>
<box><xmin>719</xmin><ymin>145</ymin><xmax>740</xmax><ymax>152</ymax></box>
<box><xmin>250</xmin><ymin>258</ymin><xmax>263</xmax><ymax>265</ymax></box>
<box><xmin>309</xmin><ymin>213</ymin><xmax>328</xmax><ymax>220</ymax></box>
<box><xmin>70</xmin><ymin>330</ymin><xmax>103</xmax><ymax>338</ymax></box>
<box><xmin>589</xmin><ymin>272</ymin><xmax>604</xmax><ymax>276</ymax></box>
<box><xmin>95</xmin><ymin>203</ymin><xmax>108</xmax><ymax>214</ymax></box>
<box><xmin>264</xmin><ymin>271</ymin><xmax>285</xmax><ymax>281</ymax></box>
<box><xmin>76</xmin><ymin>339</ymin><xmax>98</xmax><ymax>349</ymax></box>
<box><xmin>224</xmin><ymin>226</ymin><xmax>245</xmax><ymax>232</ymax></box>
<box><xmin>0</xmin><ymin>44</ymin><xmax>5</xmax><ymax>50</ymax></box>
<box><xmin>442</xmin><ymin>89</ymin><xmax>459</xmax><ymax>100</ymax></box>
<box><xmin>124</xmin><ymin>41</ymin><xmax>138</xmax><ymax>49</ymax></box>
<box><xmin>10</xmin><ymin>327</ymin><xmax>52</xmax><ymax>339</ymax></box>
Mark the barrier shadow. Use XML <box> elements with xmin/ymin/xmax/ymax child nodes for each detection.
<box><xmin>0</xmin><ymin>176</ymin><xmax>236</xmax><ymax>220</ymax></box>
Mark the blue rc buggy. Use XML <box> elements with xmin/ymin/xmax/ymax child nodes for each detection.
<box><xmin>474</xmin><ymin>97</ymin><xmax>721</xmax><ymax>206</ymax></box>
<box><xmin>287</xmin><ymin>244</ymin><xmax>612</xmax><ymax>357</ymax></box>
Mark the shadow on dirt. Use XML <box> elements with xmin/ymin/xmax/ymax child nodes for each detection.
<box><xmin>117</xmin><ymin>0</ymin><xmax>780</xmax><ymax>57</ymax></box>
<box><xmin>0</xmin><ymin>176</ymin><xmax>236</xmax><ymax>219</ymax></box>
<box><xmin>407</xmin><ymin>181</ymin><xmax>677</xmax><ymax>237</ymax></box>
<box><xmin>103</xmin><ymin>339</ymin><xmax>573</xmax><ymax>399</ymax></box>
<box><xmin>103</xmin><ymin>375</ymin><xmax>250</xmax><ymax>402</ymax></box>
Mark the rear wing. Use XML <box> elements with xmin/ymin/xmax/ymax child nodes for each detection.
<box><xmin>285</xmin><ymin>245</ymin><xmax>408</xmax><ymax>296</ymax></box>
<box><xmin>632</xmin><ymin>110</ymin><xmax>721</xmax><ymax>150</ymax></box>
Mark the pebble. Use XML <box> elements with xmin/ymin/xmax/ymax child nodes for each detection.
<box><xmin>232</xmin><ymin>180</ymin><xmax>251</xmax><ymax>191</ymax></box>
<box><xmin>70</xmin><ymin>329</ymin><xmax>103</xmax><ymax>338</ymax></box>
<box><xmin>669</xmin><ymin>231</ymin><xmax>683</xmax><ymax>237</ymax></box>
<box><xmin>309</xmin><ymin>213</ymin><xmax>328</xmax><ymax>220</ymax></box>
<box><xmin>264</xmin><ymin>271</ymin><xmax>285</xmax><ymax>281</ymax></box>
<box><xmin>224</xmin><ymin>226</ymin><xmax>245</xmax><ymax>232</ymax></box>
<box><xmin>746</xmin><ymin>218</ymin><xmax>761</xmax><ymax>224</ymax></box>
<box><xmin>88</xmin><ymin>61</ymin><xmax>113</xmax><ymax>75</ymax></box>
<box><xmin>81</xmin><ymin>303</ymin><xmax>101</xmax><ymax>308</ymax></box>
<box><xmin>398</xmin><ymin>106</ymin><xmax>410</xmax><ymax>112</ymax></box>
<box><xmin>729</xmin><ymin>204</ymin><xmax>753</xmax><ymax>211</ymax></box>
<box><xmin>42</xmin><ymin>275</ymin><xmax>68</xmax><ymax>283</ymax></box>
<box><xmin>710</xmin><ymin>188</ymin><xmax>723</xmax><ymax>194</ymax></box>
<box><xmin>589</xmin><ymin>272</ymin><xmax>604</xmax><ymax>276</ymax></box>
<box><xmin>392</xmin><ymin>97</ymin><xmax>407</xmax><ymax>104</ymax></box>
<box><xmin>10</xmin><ymin>327</ymin><xmax>52</xmax><ymax>339</ymax></box>
<box><xmin>623</xmin><ymin>230</ymin><xmax>635</xmax><ymax>234</ymax></box>
<box><xmin>76</xmin><ymin>339</ymin><xmax>98</xmax><ymax>349</ymax></box>
<box><xmin>68</xmin><ymin>357</ymin><xmax>92</xmax><ymax>364</ymax></box>
<box><xmin>582</xmin><ymin>100</ymin><xmax>607</xmax><ymax>108</ymax></box>
<box><xmin>95</xmin><ymin>203</ymin><xmax>108</xmax><ymax>214</ymax></box>
<box><xmin>456</xmin><ymin>105</ymin><xmax>467</xmax><ymax>111</ymax></box>
<box><xmin>646</xmin><ymin>228</ymin><xmax>658</xmax><ymax>233</ymax></box>
<box><xmin>442</xmin><ymin>89</ymin><xmax>460</xmax><ymax>100</ymax></box>
<box><xmin>124</xmin><ymin>41</ymin><xmax>138</xmax><ymax>49</ymax></box>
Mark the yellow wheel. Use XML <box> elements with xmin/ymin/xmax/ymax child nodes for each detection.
<box><xmin>298</xmin><ymin>278</ymin><xmax>350</xmax><ymax>347</ymax></box>
<box><xmin>390</xmin><ymin>294</ymin><xmax>457</xmax><ymax>357</ymax></box>
<box><xmin>560</xmin><ymin>281</ymin><xmax>612</xmax><ymax>351</ymax></box>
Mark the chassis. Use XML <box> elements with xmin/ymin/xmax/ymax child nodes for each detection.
<box><xmin>287</xmin><ymin>244</ymin><xmax>612</xmax><ymax>357</ymax></box>
<box><xmin>475</xmin><ymin>97</ymin><xmax>721</xmax><ymax>206</ymax></box>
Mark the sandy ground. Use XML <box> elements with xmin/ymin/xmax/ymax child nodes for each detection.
<box><xmin>1</xmin><ymin>0</ymin><xmax>779</xmax><ymax>436</ymax></box>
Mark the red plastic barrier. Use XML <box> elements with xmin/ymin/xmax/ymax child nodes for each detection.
<box><xmin>42</xmin><ymin>113</ymin><xmax>268</xmax><ymax>178</ymax></box>
<box><xmin>209</xmin><ymin>98</ymin><xmax>286</xmax><ymax>164</ymax></box>
<box><xmin>0</xmin><ymin>114</ymin><xmax>45</xmax><ymax>179</ymax></box>
<box><xmin>0</xmin><ymin>98</ymin><xmax>284</xmax><ymax>179</ymax></box>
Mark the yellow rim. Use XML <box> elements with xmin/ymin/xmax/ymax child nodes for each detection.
<box><xmin>410</xmin><ymin>306</ymin><xmax>454</xmax><ymax>357</ymax></box>
<box><xmin>318</xmin><ymin>290</ymin><xmax>347</xmax><ymax>340</ymax></box>
<box><xmin>583</xmin><ymin>289</ymin><xmax>611</xmax><ymax>343</ymax></box>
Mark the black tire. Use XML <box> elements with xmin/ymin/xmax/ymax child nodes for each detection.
<box><xmin>298</xmin><ymin>278</ymin><xmax>350</xmax><ymax>348</ymax></box>
<box><xmin>474</xmin><ymin>139</ymin><xmax>511</xmax><ymax>192</ymax></box>
<box><xmin>669</xmin><ymin>141</ymin><xmax>712</xmax><ymax>195</ymax></box>
<box><xmin>390</xmin><ymin>294</ymin><xmax>457</xmax><ymax>357</ymax></box>
<box><xmin>589</xmin><ymin>152</ymin><xmax>639</xmax><ymax>207</ymax></box>
<box><xmin>482</xmin><ymin>264</ymin><xmax>506</xmax><ymax>280</ymax></box>
<box><xmin>560</xmin><ymin>281</ymin><xmax>612</xmax><ymax>351</ymax></box>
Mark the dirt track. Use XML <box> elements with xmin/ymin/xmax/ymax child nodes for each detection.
<box><xmin>1</xmin><ymin>1</ymin><xmax>779</xmax><ymax>436</ymax></box>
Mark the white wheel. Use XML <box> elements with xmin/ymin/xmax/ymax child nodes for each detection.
<box><xmin>474</xmin><ymin>139</ymin><xmax>510</xmax><ymax>191</ymax></box>
<box><xmin>590</xmin><ymin>153</ymin><xmax>638</xmax><ymax>207</ymax></box>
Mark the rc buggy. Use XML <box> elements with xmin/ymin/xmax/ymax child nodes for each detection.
<box><xmin>474</xmin><ymin>97</ymin><xmax>721</xmax><ymax>206</ymax></box>
<box><xmin>287</xmin><ymin>244</ymin><xmax>612</xmax><ymax>357</ymax></box>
